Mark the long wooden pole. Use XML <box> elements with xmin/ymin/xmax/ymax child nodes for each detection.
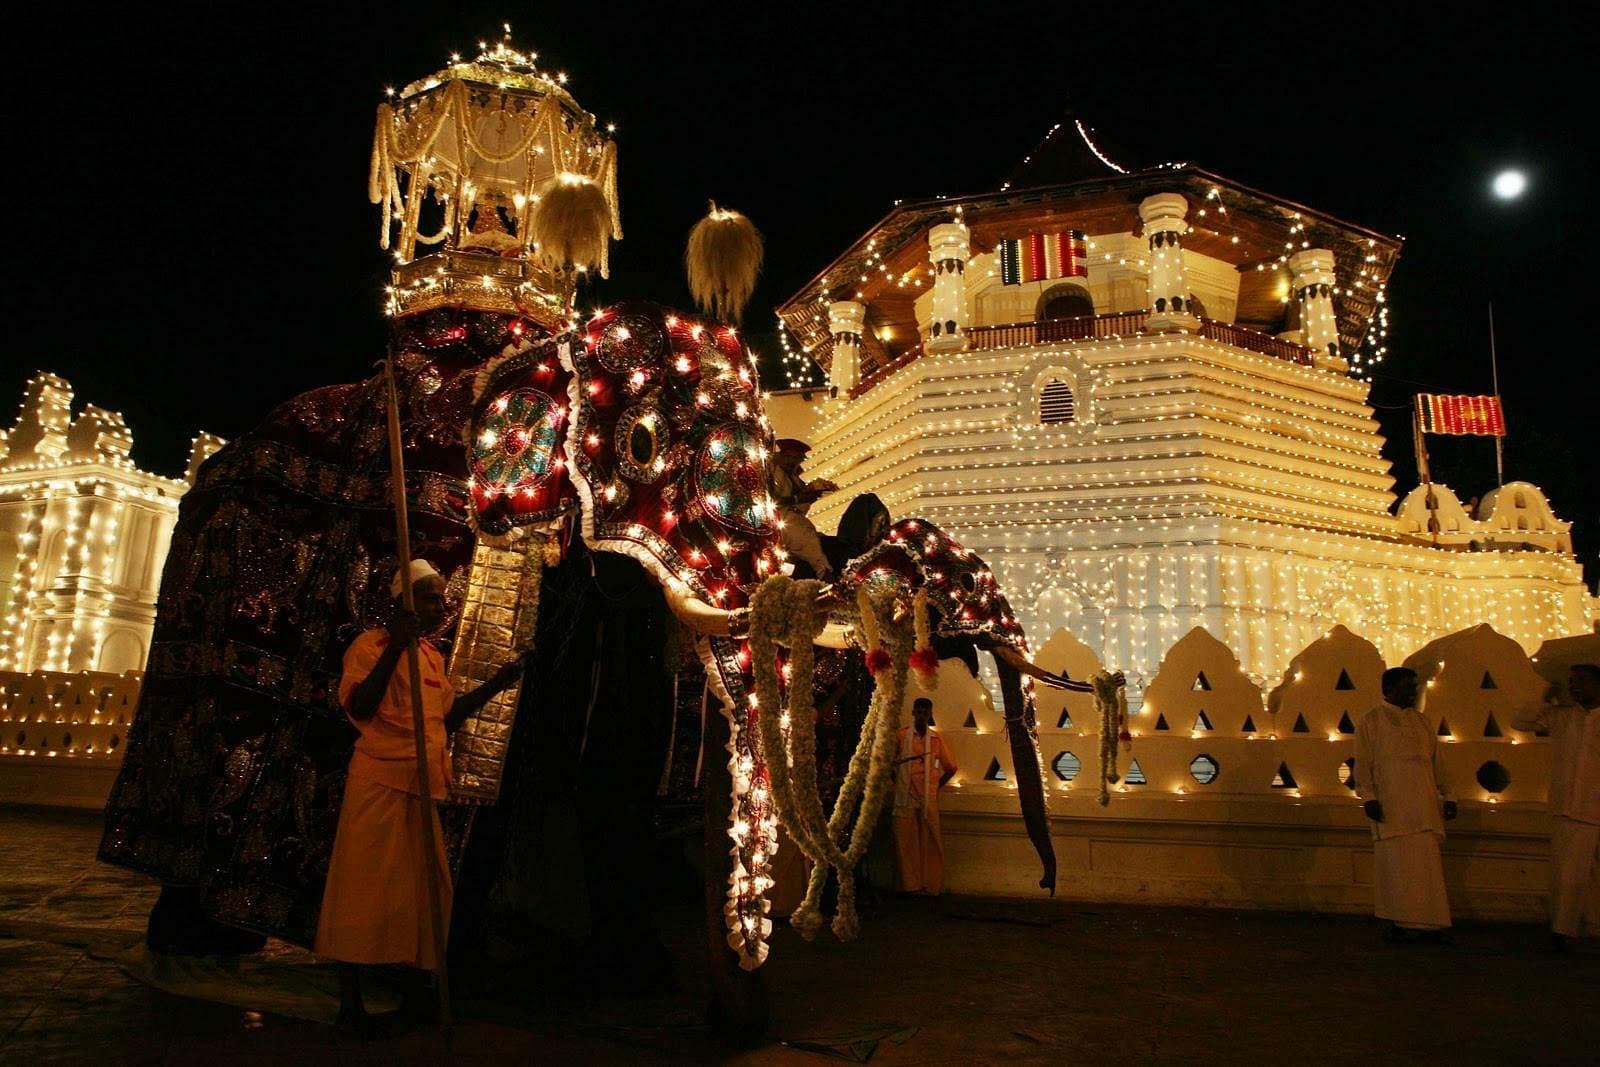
<box><xmin>381</xmin><ymin>353</ymin><xmax>453</xmax><ymax>1040</ymax></box>
<box><xmin>1412</xmin><ymin>399</ymin><xmax>1439</xmax><ymax>545</ymax></box>
<box><xmin>1488</xmin><ymin>302</ymin><xmax>1506</xmax><ymax>487</ymax></box>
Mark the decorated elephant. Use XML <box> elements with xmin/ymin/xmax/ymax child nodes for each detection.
<box><xmin>97</xmin><ymin>34</ymin><xmax>1109</xmax><ymax>1040</ymax></box>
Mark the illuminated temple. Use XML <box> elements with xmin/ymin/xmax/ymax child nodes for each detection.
<box><xmin>767</xmin><ymin>121</ymin><xmax>1598</xmax><ymax>914</ymax></box>
<box><xmin>770</xmin><ymin>121</ymin><xmax>1595</xmax><ymax>690</ymax></box>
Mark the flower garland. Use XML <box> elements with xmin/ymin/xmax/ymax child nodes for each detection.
<box><xmin>909</xmin><ymin>588</ymin><xmax>939</xmax><ymax>688</ymax></box>
<box><xmin>1093</xmin><ymin>670</ymin><xmax>1130</xmax><ymax>807</ymax></box>
<box><xmin>748</xmin><ymin>574</ymin><xmax>912</xmax><ymax>943</ymax></box>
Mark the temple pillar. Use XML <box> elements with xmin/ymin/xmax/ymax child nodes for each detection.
<box><xmin>1138</xmin><ymin>193</ymin><xmax>1199</xmax><ymax>333</ymax></box>
<box><xmin>926</xmin><ymin>222</ymin><xmax>970</xmax><ymax>353</ymax></box>
<box><xmin>827</xmin><ymin>300</ymin><xmax>866</xmax><ymax>394</ymax></box>
<box><xmin>1289</xmin><ymin>249</ymin><xmax>1349</xmax><ymax>372</ymax></box>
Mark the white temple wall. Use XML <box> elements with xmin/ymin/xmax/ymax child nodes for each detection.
<box><xmin>801</xmin><ymin>333</ymin><xmax>1595</xmax><ymax>688</ymax></box>
<box><xmin>982</xmin><ymin>536</ymin><xmax>1590</xmax><ymax>691</ymax></box>
<box><xmin>918</xmin><ymin>623</ymin><xmax>1571</xmax><ymax>921</ymax></box>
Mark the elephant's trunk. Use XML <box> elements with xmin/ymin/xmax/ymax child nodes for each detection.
<box><xmin>994</xmin><ymin>655</ymin><xmax>1057</xmax><ymax>894</ymax></box>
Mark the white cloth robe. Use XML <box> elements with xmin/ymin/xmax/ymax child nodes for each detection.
<box><xmin>1514</xmin><ymin>698</ymin><xmax>1600</xmax><ymax>936</ymax></box>
<box><xmin>1356</xmin><ymin>702</ymin><xmax>1453</xmax><ymax>928</ymax></box>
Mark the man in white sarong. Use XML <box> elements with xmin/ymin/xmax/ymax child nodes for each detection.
<box><xmin>1514</xmin><ymin>662</ymin><xmax>1600</xmax><ymax>950</ymax></box>
<box><xmin>1356</xmin><ymin>666</ymin><xmax>1457</xmax><ymax>944</ymax></box>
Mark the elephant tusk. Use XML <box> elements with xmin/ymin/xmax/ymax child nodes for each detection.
<box><xmin>993</xmin><ymin>644</ymin><xmax>1049</xmax><ymax>683</ymax></box>
<box><xmin>812</xmin><ymin>622</ymin><xmax>854</xmax><ymax>650</ymax></box>
<box><xmin>664</xmin><ymin>579</ymin><xmax>737</xmax><ymax>636</ymax></box>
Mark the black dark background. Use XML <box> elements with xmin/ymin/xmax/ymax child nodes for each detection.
<box><xmin>6</xmin><ymin>2</ymin><xmax>1593</xmax><ymax>585</ymax></box>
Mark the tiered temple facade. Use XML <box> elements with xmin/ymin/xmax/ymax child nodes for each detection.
<box><xmin>771</xmin><ymin>144</ymin><xmax>1596</xmax><ymax>694</ymax></box>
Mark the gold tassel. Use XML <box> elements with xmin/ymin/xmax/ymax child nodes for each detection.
<box><xmin>685</xmin><ymin>202</ymin><xmax>763</xmax><ymax>323</ymax></box>
<box><xmin>531</xmin><ymin>173</ymin><xmax>613</xmax><ymax>277</ymax></box>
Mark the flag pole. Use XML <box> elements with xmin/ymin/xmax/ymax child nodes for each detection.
<box><xmin>381</xmin><ymin>351</ymin><xmax>453</xmax><ymax>1041</ymax></box>
<box><xmin>1413</xmin><ymin>398</ymin><xmax>1439</xmax><ymax>545</ymax></box>
<box><xmin>1488</xmin><ymin>302</ymin><xmax>1505</xmax><ymax>487</ymax></box>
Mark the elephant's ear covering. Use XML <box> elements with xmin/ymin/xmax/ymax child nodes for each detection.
<box><xmin>686</xmin><ymin>203</ymin><xmax>763</xmax><ymax>324</ymax></box>
<box><xmin>532</xmin><ymin>173</ymin><xmax>613</xmax><ymax>277</ymax></box>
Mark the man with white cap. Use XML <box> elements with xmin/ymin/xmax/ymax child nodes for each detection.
<box><xmin>315</xmin><ymin>559</ymin><xmax>527</xmax><ymax>1033</ymax></box>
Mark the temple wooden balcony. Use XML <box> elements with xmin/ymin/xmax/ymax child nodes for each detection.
<box><xmin>845</xmin><ymin>310</ymin><xmax>1316</xmax><ymax>400</ymax></box>
<box><xmin>964</xmin><ymin>310</ymin><xmax>1315</xmax><ymax>364</ymax></box>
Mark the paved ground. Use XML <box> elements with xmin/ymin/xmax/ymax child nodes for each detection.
<box><xmin>1</xmin><ymin>807</ymin><xmax>1594</xmax><ymax>1065</ymax></box>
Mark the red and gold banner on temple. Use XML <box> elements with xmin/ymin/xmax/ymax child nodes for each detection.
<box><xmin>1415</xmin><ymin>393</ymin><xmax>1507</xmax><ymax>437</ymax></box>
<box><xmin>998</xmin><ymin>231</ymin><xmax>1088</xmax><ymax>285</ymax></box>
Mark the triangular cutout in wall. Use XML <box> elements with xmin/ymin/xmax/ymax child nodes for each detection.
<box><xmin>984</xmin><ymin>757</ymin><xmax>1007</xmax><ymax>781</ymax></box>
<box><xmin>1271</xmin><ymin>762</ymin><xmax>1298</xmax><ymax>788</ymax></box>
<box><xmin>1338</xmin><ymin>711</ymin><xmax>1356</xmax><ymax>734</ymax></box>
<box><xmin>1438</xmin><ymin>718</ymin><xmax>1452</xmax><ymax>737</ymax></box>
<box><xmin>964</xmin><ymin>710</ymin><xmax>977</xmax><ymax>728</ymax></box>
<box><xmin>1335</xmin><ymin>669</ymin><xmax>1356</xmax><ymax>691</ymax></box>
<box><xmin>1292</xmin><ymin>713</ymin><xmax>1310</xmax><ymax>733</ymax></box>
<box><xmin>1194</xmin><ymin>709</ymin><xmax>1214</xmax><ymax>731</ymax></box>
<box><xmin>1125</xmin><ymin>758</ymin><xmax>1147</xmax><ymax>785</ymax></box>
<box><xmin>1241</xmin><ymin>715</ymin><xmax>1257</xmax><ymax>733</ymax></box>
<box><xmin>1483</xmin><ymin>713</ymin><xmax>1504</xmax><ymax>738</ymax></box>
<box><xmin>1192</xmin><ymin>672</ymin><xmax>1212</xmax><ymax>692</ymax></box>
<box><xmin>1154</xmin><ymin>714</ymin><xmax>1170</xmax><ymax>731</ymax></box>
<box><xmin>1480</xmin><ymin>671</ymin><xmax>1498</xmax><ymax>690</ymax></box>
<box><xmin>1056</xmin><ymin>709</ymin><xmax>1073</xmax><ymax>730</ymax></box>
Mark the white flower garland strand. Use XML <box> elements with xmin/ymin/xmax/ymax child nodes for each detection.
<box><xmin>910</xmin><ymin>587</ymin><xmax>938</xmax><ymax>690</ymax></box>
<box><xmin>748</xmin><ymin>575</ymin><xmax>911</xmax><ymax>942</ymax></box>
<box><xmin>1093</xmin><ymin>670</ymin><xmax>1129</xmax><ymax>807</ymax></box>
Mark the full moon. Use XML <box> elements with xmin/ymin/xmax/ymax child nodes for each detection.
<box><xmin>1492</xmin><ymin>169</ymin><xmax>1527</xmax><ymax>200</ymax></box>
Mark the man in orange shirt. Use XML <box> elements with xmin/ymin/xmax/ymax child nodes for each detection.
<box><xmin>315</xmin><ymin>560</ymin><xmax>525</xmax><ymax>1033</ymax></box>
<box><xmin>892</xmin><ymin>697</ymin><xmax>959</xmax><ymax>895</ymax></box>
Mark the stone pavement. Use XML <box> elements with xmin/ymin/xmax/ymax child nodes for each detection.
<box><xmin>1</xmin><ymin>806</ymin><xmax>1594</xmax><ymax>1065</ymax></box>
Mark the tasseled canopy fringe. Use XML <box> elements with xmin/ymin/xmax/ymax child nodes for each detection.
<box><xmin>531</xmin><ymin>173</ymin><xmax>613</xmax><ymax>277</ymax></box>
<box><xmin>685</xmin><ymin>203</ymin><xmax>763</xmax><ymax>323</ymax></box>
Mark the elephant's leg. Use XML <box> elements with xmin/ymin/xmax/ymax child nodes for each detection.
<box><xmin>702</xmin><ymin>707</ymin><xmax>769</xmax><ymax>1045</ymax></box>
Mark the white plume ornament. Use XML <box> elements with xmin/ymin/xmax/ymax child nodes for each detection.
<box><xmin>685</xmin><ymin>203</ymin><xmax>764</xmax><ymax>323</ymax></box>
<box><xmin>531</xmin><ymin>173</ymin><xmax>613</xmax><ymax>277</ymax></box>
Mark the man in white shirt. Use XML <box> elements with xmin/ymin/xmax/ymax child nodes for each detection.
<box><xmin>1356</xmin><ymin>666</ymin><xmax>1457</xmax><ymax>944</ymax></box>
<box><xmin>1514</xmin><ymin>662</ymin><xmax>1600</xmax><ymax>951</ymax></box>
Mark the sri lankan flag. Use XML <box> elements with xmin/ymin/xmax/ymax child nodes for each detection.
<box><xmin>998</xmin><ymin>231</ymin><xmax>1088</xmax><ymax>285</ymax></box>
<box><xmin>1416</xmin><ymin>394</ymin><xmax>1507</xmax><ymax>437</ymax></box>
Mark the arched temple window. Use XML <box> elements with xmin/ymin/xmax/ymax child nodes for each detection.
<box><xmin>1037</xmin><ymin>284</ymin><xmax>1094</xmax><ymax>321</ymax></box>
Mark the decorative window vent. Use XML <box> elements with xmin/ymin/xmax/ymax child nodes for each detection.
<box><xmin>1052</xmin><ymin>751</ymin><xmax>1081</xmax><ymax>782</ymax></box>
<box><xmin>1039</xmin><ymin>380</ymin><xmax>1075</xmax><ymax>425</ymax></box>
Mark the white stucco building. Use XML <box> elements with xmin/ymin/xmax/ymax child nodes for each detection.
<box><xmin>772</xmin><ymin>128</ymin><xmax>1596</xmax><ymax>694</ymax></box>
<box><xmin>0</xmin><ymin>373</ymin><xmax>221</xmax><ymax>673</ymax></box>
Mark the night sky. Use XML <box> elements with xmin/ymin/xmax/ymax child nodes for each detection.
<box><xmin>8</xmin><ymin>3</ymin><xmax>1594</xmax><ymax>583</ymax></box>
